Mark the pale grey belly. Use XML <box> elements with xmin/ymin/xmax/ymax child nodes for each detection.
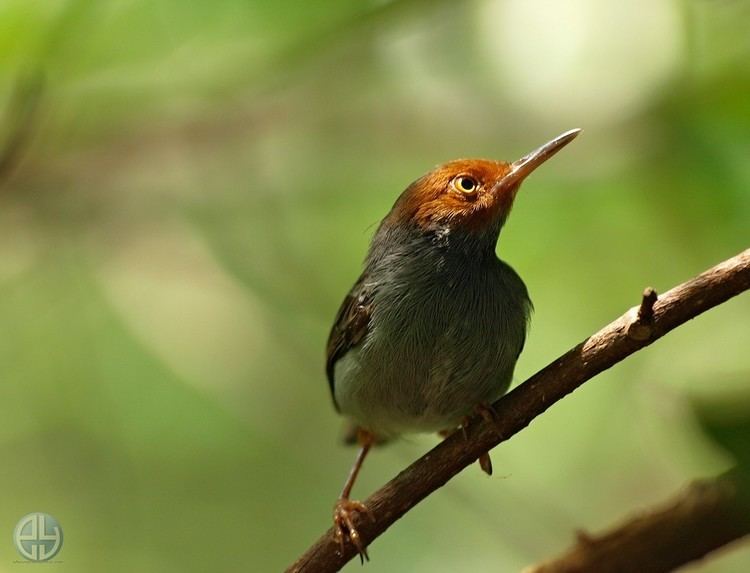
<box><xmin>332</xmin><ymin>253</ymin><xmax>529</xmax><ymax>437</ymax></box>
<box><xmin>333</xmin><ymin>326</ymin><xmax>517</xmax><ymax>437</ymax></box>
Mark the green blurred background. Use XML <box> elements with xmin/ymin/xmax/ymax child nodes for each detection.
<box><xmin>1</xmin><ymin>0</ymin><xmax>749</xmax><ymax>571</ymax></box>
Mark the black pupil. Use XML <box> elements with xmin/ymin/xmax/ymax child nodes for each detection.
<box><xmin>459</xmin><ymin>177</ymin><xmax>475</xmax><ymax>191</ymax></box>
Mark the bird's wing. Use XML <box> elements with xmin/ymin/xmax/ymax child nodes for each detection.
<box><xmin>326</xmin><ymin>275</ymin><xmax>374</xmax><ymax>411</ymax></box>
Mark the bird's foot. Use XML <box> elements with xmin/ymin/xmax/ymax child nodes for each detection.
<box><xmin>474</xmin><ymin>404</ymin><xmax>502</xmax><ymax>476</ymax></box>
<box><xmin>475</xmin><ymin>403</ymin><xmax>503</xmax><ymax>436</ymax></box>
<box><xmin>333</xmin><ymin>498</ymin><xmax>373</xmax><ymax>562</ymax></box>
<box><xmin>444</xmin><ymin>416</ymin><xmax>472</xmax><ymax>440</ymax></box>
<box><xmin>442</xmin><ymin>405</ymin><xmax>500</xmax><ymax>475</ymax></box>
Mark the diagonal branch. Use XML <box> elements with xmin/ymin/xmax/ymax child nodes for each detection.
<box><xmin>288</xmin><ymin>248</ymin><xmax>750</xmax><ymax>573</ymax></box>
<box><xmin>524</xmin><ymin>473</ymin><xmax>750</xmax><ymax>573</ymax></box>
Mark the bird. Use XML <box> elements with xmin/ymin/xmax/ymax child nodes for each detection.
<box><xmin>325</xmin><ymin>128</ymin><xmax>581</xmax><ymax>560</ymax></box>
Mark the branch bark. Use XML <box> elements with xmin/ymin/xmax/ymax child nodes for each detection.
<box><xmin>287</xmin><ymin>248</ymin><xmax>750</xmax><ymax>573</ymax></box>
<box><xmin>524</xmin><ymin>473</ymin><xmax>750</xmax><ymax>573</ymax></box>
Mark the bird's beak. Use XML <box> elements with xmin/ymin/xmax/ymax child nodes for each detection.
<box><xmin>496</xmin><ymin>128</ymin><xmax>582</xmax><ymax>191</ymax></box>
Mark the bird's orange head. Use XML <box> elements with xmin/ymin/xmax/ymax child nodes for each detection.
<box><xmin>387</xmin><ymin>129</ymin><xmax>581</xmax><ymax>236</ymax></box>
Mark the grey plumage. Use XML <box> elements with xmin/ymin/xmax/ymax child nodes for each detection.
<box><xmin>330</xmin><ymin>213</ymin><xmax>531</xmax><ymax>438</ymax></box>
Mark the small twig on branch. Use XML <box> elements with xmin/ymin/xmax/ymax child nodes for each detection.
<box><xmin>524</xmin><ymin>473</ymin><xmax>750</xmax><ymax>573</ymax></box>
<box><xmin>638</xmin><ymin>286</ymin><xmax>658</xmax><ymax>323</ymax></box>
<box><xmin>628</xmin><ymin>287</ymin><xmax>658</xmax><ymax>341</ymax></box>
<box><xmin>288</xmin><ymin>249</ymin><xmax>750</xmax><ymax>573</ymax></box>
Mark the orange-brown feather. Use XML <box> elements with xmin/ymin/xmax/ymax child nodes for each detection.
<box><xmin>389</xmin><ymin>160</ymin><xmax>518</xmax><ymax>233</ymax></box>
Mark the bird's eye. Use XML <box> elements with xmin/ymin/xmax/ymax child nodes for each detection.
<box><xmin>452</xmin><ymin>175</ymin><xmax>479</xmax><ymax>195</ymax></box>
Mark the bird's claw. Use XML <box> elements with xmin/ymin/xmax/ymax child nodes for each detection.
<box><xmin>445</xmin><ymin>405</ymin><xmax>501</xmax><ymax>475</ymax></box>
<box><xmin>478</xmin><ymin>451</ymin><xmax>493</xmax><ymax>475</ymax></box>
<box><xmin>476</xmin><ymin>403</ymin><xmax>503</xmax><ymax>436</ymax></box>
<box><xmin>333</xmin><ymin>498</ymin><xmax>372</xmax><ymax>562</ymax></box>
<box><xmin>472</xmin><ymin>404</ymin><xmax>501</xmax><ymax>475</ymax></box>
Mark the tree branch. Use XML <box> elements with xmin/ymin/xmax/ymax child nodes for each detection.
<box><xmin>524</xmin><ymin>473</ymin><xmax>750</xmax><ymax>573</ymax></box>
<box><xmin>287</xmin><ymin>248</ymin><xmax>750</xmax><ymax>573</ymax></box>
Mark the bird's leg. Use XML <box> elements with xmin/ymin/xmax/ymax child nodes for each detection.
<box><xmin>437</xmin><ymin>426</ymin><xmax>464</xmax><ymax>440</ymax></box>
<box><xmin>333</xmin><ymin>428</ymin><xmax>375</xmax><ymax>562</ymax></box>
<box><xmin>460</xmin><ymin>414</ymin><xmax>471</xmax><ymax>441</ymax></box>
<box><xmin>439</xmin><ymin>414</ymin><xmax>492</xmax><ymax>474</ymax></box>
<box><xmin>475</xmin><ymin>402</ymin><xmax>501</xmax><ymax>429</ymax></box>
<box><xmin>475</xmin><ymin>403</ymin><xmax>503</xmax><ymax>476</ymax></box>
